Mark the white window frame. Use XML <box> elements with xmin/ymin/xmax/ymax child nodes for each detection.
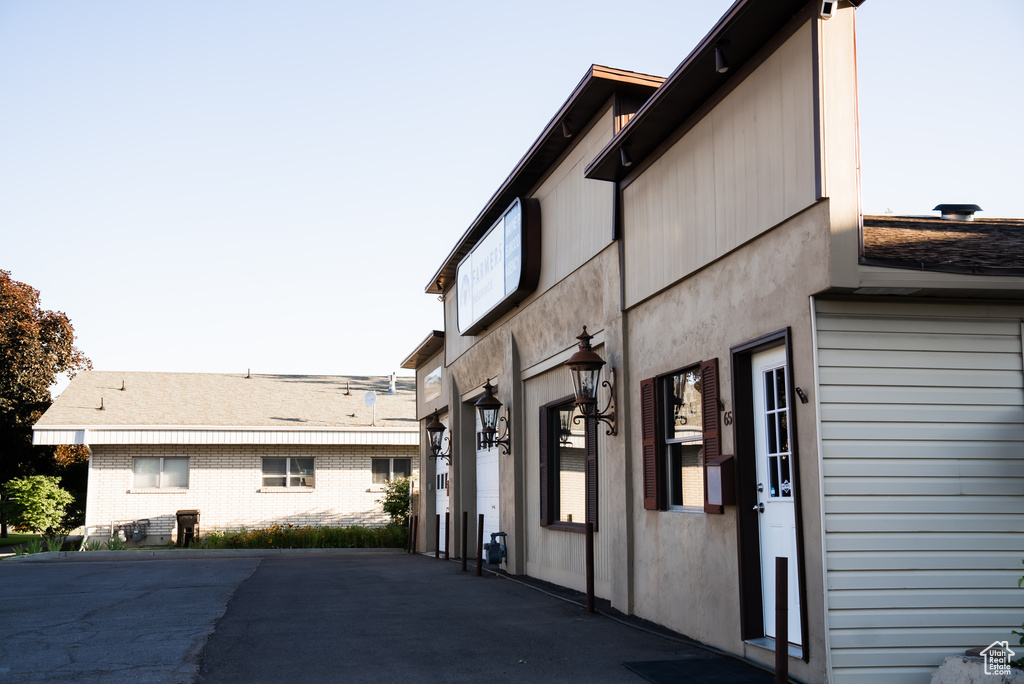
<box><xmin>132</xmin><ymin>457</ymin><xmax>189</xmax><ymax>490</ymax></box>
<box><xmin>261</xmin><ymin>457</ymin><xmax>315</xmax><ymax>489</ymax></box>
<box><xmin>371</xmin><ymin>457</ymin><xmax>411</xmax><ymax>484</ymax></box>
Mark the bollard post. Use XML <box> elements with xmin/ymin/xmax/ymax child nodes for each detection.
<box><xmin>775</xmin><ymin>556</ymin><xmax>788</xmax><ymax>684</ymax></box>
<box><xmin>461</xmin><ymin>511</ymin><xmax>468</xmax><ymax>572</ymax></box>
<box><xmin>476</xmin><ymin>514</ymin><xmax>484</xmax><ymax>576</ymax></box>
<box><xmin>585</xmin><ymin>522</ymin><xmax>595</xmax><ymax>614</ymax></box>
<box><xmin>444</xmin><ymin>512</ymin><xmax>450</xmax><ymax>560</ymax></box>
<box><xmin>411</xmin><ymin>515</ymin><xmax>418</xmax><ymax>554</ymax></box>
<box><xmin>434</xmin><ymin>514</ymin><xmax>440</xmax><ymax>559</ymax></box>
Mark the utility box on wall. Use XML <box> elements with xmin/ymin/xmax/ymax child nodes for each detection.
<box><xmin>705</xmin><ymin>454</ymin><xmax>736</xmax><ymax>510</ymax></box>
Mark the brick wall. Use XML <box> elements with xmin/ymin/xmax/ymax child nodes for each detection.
<box><xmin>86</xmin><ymin>443</ymin><xmax>419</xmax><ymax>542</ymax></box>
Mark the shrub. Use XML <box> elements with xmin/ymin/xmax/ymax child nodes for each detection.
<box><xmin>2</xmin><ymin>476</ymin><xmax>75</xmax><ymax>534</ymax></box>
<box><xmin>376</xmin><ymin>477</ymin><xmax>411</xmax><ymax>526</ymax></box>
<box><xmin>200</xmin><ymin>523</ymin><xmax>407</xmax><ymax>549</ymax></box>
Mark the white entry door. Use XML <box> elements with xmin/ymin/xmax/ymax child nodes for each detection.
<box><xmin>751</xmin><ymin>346</ymin><xmax>801</xmax><ymax>645</ymax></box>
<box><xmin>476</xmin><ymin>410</ymin><xmax>500</xmax><ymax>541</ymax></box>
<box><xmin>435</xmin><ymin>415</ymin><xmax>450</xmax><ymax>554</ymax></box>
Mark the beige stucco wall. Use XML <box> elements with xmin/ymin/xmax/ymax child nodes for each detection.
<box><xmin>86</xmin><ymin>443</ymin><xmax>418</xmax><ymax>542</ymax></box>
<box><xmin>624</xmin><ymin>200</ymin><xmax>832</xmax><ymax>682</ymax></box>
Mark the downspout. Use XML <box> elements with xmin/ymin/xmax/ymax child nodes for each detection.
<box><xmin>615</xmin><ymin>178</ymin><xmax>636</xmax><ymax>613</ymax></box>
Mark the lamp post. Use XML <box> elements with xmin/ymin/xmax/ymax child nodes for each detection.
<box><xmin>564</xmin><ymin>326</ymin><xmax>617</xmax><ymax>435</ymax></box>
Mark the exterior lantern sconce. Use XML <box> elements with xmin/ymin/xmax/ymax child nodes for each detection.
<box><xmin>564</xmin><ymin>326</ymin><xmax>618</xmax><ymax>436</ymax></box>
<box><xmin>475</xmin><ymin>379</ymin><xmax>511</xmax><ymax>454</ymax></box>
<box><xmin>425</xmin><ymin>410</ymin><xmax>451</xmax><ymax>464</ymax></box>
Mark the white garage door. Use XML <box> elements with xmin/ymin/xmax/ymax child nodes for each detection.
<box><xmin>476</xmin><ymin>410</ymin><xmax>500</xmax><ymax>541</ymax></box>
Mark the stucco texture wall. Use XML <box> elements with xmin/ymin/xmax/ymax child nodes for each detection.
<box><xmin>624</xmin><ymin>200</ymin><xmax>831</xmax><ymax>682</ymax></box>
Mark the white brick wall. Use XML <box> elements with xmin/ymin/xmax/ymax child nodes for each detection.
<box><xmin>85</xmin><ymin>444</ymin><xmax>419</xmax><ymax>542</ymax></box>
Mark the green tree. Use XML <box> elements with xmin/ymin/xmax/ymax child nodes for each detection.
<box><xmin>0</xmin><ymin>270</ymin><xmax>90</xmax><ymax>536</ymax></box>
<box><xmin>2</xmin><ymin>475</ymin><xmax>75</xmax><ymax>533</ymax></box>
<box><xmin>376</xmin><ymin>477</ymin><xmax>411</xmax><ymax>526</ymax></box>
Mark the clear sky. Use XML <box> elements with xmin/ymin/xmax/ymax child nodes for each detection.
<box><xmin>2</xmin><ymin>1</ymin><xmax>1021</xmax><ymax>387</ymax></box>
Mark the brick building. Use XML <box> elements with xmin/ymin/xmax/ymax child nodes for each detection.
<box><xmin>33</xmin><ymin>372</ymin><xmax>417</xmax><ymax>544</ymax></box>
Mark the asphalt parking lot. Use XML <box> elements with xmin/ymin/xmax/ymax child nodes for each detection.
<box><xmin>0</xmin><ymin>549</ymin><xmax>774</xmax><ymax>683</ymax></box>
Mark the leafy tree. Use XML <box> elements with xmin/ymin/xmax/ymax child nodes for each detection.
<box><xmin>2</xmin><ymin>475</ymin><xmax>75</xmax><ymax>533</ymax></box>
<box><xmin>0</xmin><ymin>270</ymin><xmax>90</xmax><ymax>536</ymax></box>
<box><xmin>376</xmin><ymin>477</ymin><xmax>411</xmax><ymax>526</ymax></box>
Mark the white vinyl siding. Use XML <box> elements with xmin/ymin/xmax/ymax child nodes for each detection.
<box><xmin>814</xmin><ymin>299</ymin><xmax>1024</xmax><ymax>684</ymax></box>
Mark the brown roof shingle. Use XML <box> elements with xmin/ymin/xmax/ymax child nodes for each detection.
<box><xmin>862</xmin><ymin>215</ymin><xmax>1024</xmax><ymax>275</ymax></box>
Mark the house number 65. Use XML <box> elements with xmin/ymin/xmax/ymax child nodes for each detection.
<box><xmin>723</xmin><ymin>411</ymin><xmax>733</xmax><ymax>426</ymax></box>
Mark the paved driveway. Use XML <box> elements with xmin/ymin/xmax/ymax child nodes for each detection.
<box><xmin>0</xmin><ymin>550</ymin><xmax>772</xmax><ymax>683</ymax></box>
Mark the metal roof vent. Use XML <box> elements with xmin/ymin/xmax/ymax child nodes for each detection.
<box><xmin>934</xmin><ymin>203</ymin><xmax>982</xmax><ymax>221</ymax></box>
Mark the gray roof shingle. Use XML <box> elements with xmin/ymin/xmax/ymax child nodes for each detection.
<box><xmin>36</xmin><ymin>372</ymin><xmax>416</xmax><ymax>429</ymax></box>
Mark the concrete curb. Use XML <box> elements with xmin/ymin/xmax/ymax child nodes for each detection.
<box><xmin>1</xmin><ymin>547</ymin><xmax>405</xmax><ymax>563</ymax></box>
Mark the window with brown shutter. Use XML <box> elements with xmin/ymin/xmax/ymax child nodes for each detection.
<box><xmin>645</xmin><ymin>358</ymin><xmax>724</xmax><ymax>513</ymax></box>
<box><xmin>641</xmin><ymin>377</ymin><xmax>660</xmax><ymax>510</ymax></box>
<box><xmin>700</xmin><ymin>358</ymin><xmax>723</xmax><ymax>514</ymax></box>
<box><xmin>539</xmin><ymin>406</ymin><xmax>550</xmax><ymax>526</ymax></box>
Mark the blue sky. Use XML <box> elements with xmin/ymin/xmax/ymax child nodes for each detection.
<box><xmin>2</xmin><ymin>1</ymin><xmax>1021</xmax><ymax>383</ymax></box>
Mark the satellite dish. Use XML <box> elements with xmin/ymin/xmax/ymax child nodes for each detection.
<box><xmin>364</xmin><ymin>391</ymin><xmax>378</xmax><ymax>426</ymax></box>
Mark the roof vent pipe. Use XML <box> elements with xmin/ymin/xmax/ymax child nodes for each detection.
<box><xmin>388</xmin><ymin>373</ymin><xmax>397</xmax><ymax>395</ymax></box>
<box><xmin>934</xmin><ymin>204</ymin><xmax>982</xmax><ymax>221</ymax></box>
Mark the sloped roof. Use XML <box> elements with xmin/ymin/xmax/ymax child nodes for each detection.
<box><xmin>36</xmin><ymin>371</ymin><xmax>416</xmax><ymax>429</ymax></box>
<box><xmin>862</xmin><ymin>215</ymin><xmax>1024</xmax><ymax>275</ymax></box>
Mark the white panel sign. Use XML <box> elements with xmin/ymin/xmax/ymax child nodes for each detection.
<box><xmin>456</xmin><ymin>198</ymin><xmax>538</xmax><ymax>336</ymax></box>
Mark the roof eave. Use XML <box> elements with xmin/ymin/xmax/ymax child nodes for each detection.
<box><xmin>585</xmin><ymin>0</ymin><xmax>823</xmax><ymax>183</ymax></box>
<box><xmin>423</xmin><ymin>65</ymin><xmax>664</xmax><ymax>295</ymax></box>
<box><xmin>400</xmin><ymin>330</ymin><xmax>445</xmax><ymax>369</ymax></box>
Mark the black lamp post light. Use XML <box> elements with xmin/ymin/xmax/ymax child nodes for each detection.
<box><xmin>425</xmin><ymin>410</ymin><xmax>451</xmax><ymax>464</ymax></box>
<box><xmin>564</xmin><ymin>326</ymin><xmax>617</xmax><ymax>436</ymax></box>
<box><xmin>475</xmin><ymin>379</ymin><xmax>511</xmax><ymax>454</ymax></box>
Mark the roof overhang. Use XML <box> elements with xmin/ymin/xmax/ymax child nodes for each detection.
<box><xmin>33</xmin><ymin>426</ymin><xmax>419</xmax><ymax>447</ymax></box>
<box><xmin>401</xmin><ymin>330</ymin><xmax>445</xmax><ymax>370</ymax></box>
<box><xmin>586</xmin><ymin>0</ymin><xmax>860</xmax><ymax>183</ymax></box>
<box><xmin>424</xmin><ymin>65</ymin><xmax>663</xmax><ymax>295</ymax></box>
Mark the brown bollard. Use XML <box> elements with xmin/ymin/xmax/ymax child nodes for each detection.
<box><xmin>585</xmin><ymin>522</ymin><xmax>595</xmax><ymax>614</ymax></box>
<box><xmin>444</xmin><ymin>512</ymin><xmax>450</xmax><ymax>560</ymax></box>
<box><xmin>411</xmin><ymin>515</ymin><xmax>418</xmax><ymax>554</ymax></box>
<box><xmin>461</xmin><ymin>511</ymin><xmax>468</xmax><ymax>572</ymax></box>
<box><xmin>476</xmin><ymin>514</ymin><xmax>484</xmax><ymax>577</ymax></box>
<box><xmin>434</xmin><ymin>514</ymin><xmax>440</xmax><ymax>559</ymax></box>
<box><xmin>775</xmin><ymin>556</ymin><xmax>788</xmax><ymax>684</ymax></box>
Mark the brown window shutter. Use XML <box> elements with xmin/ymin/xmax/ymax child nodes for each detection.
<box><xmin>585</xmin><ymin>415</ymin><xmax>598</xmax><ymax>530</ymax></box>
<box><xmin>539</xmin><ymin>406</ymin><xmax>550</xmax><ymax>526</ymax></box>
<box><xmin>701</xmin><ymin>358</ymin><xmax>723</xmax><ymax>514</ymax></box>
<box><xmin>640</xmin><ymin>377</ymin><xmax>660</xmax><ymax>510</ymax></box>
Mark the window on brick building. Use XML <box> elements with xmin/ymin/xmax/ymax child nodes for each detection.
<box><xmin>133</xmin><ymin>457</ymin><xmax>189</xmax><ymax>489</ymax></box>
<box><xmin>372</xmin><ymin>458</ymin><xmax>411</xmax><ymax>484</ymax></box>
<box><xmin>262</xmin><ymin>457</ymin><xmax>315</xmax><ymax>488</ymax></box>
